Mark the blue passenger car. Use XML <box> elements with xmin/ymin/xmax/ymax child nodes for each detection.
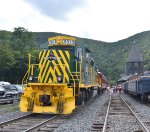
<box><xmin>137</xmin><ymin>77</ymin><xmax>150</xmax><ymax>96</ymax></box>
<box><xmin>122</xmin><ymin>72</ymin><xmax>150</xmax><ymax>101</ymax></box>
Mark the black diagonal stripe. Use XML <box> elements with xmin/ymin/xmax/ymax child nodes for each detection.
<box><xmin>64</xmin><ymin>50</ymin><xmax>70</xmax><ymax>63</ymax></box>
<box><xmin>42</xmin><ymin>50</ymin><xmax>53</xmax><ymax>83</ymax></box>
<box><xmin>38</xmin><ymin>50</ymin><xmax>47</xmax><ymax>82</ymax></box>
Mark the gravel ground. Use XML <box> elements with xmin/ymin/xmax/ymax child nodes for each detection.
<box><xmin>107</xmin><ymin>93</ymin><xmax>143</xmax><ymax>132</ymax></box>
<box><xmin>0</xmin><ymin>92</ymin><xmax>150</xmax><ymax>131</ymax></box>
<box><xmin>0</xmin><ymin>103</ymin><xmax>30</xmax><ymax>123</ymax></box>
<box><xmin>121</xmin><ymin>93</ymin><xmax>150</xmax><ymax>131</ymax></box>
<box><xmin>55</xmin><ymin>92</ymin><xmax>150</xmax><ymax>132</ymax></box>
<box><xmin>107</xmin><ymin>115</ymin><xmax>142</xmax><ymax>132</ymax></box>
<box><xmin>55</xmin><ymin>92</ymin><xmax>109</xmax><ymax>132</ymax></box>
<box><xmin>0</xmin><ymin>111</ymin><xmax>30</xmax><ymax>123</ymax></box>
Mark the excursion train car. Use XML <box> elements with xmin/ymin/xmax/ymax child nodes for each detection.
<box><xmin>121</xmin><ymin>72</ymin><xmax>150</xmax><ymax>101</ymax></box>
<box><xmin>20</xmin><ymin>36</ymin><xmax>108</xmax><ymax>114</ymax></box>
<box><xmin>97</xmin><ymin>72</ymin><xmax>108</xmax><ymax>92</ymax></box>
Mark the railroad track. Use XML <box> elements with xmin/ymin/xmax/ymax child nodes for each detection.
<box><xmin>0</xmin><ymin>92</ymin><xmax>101</xmax><ymax>132</ymax></box>
<box><xmin>0</xmin><ymin>114</ymin><xmax>60</xmax><ymax>132</ymax></box>
<box><xmin>91</xmin><ymin>94</ymin><xmax>150</xmax><ymax>132</ymax></box>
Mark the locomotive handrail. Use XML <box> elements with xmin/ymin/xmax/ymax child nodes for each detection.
<box><xmin>22</xmin><ymin>64</ymin><xmax>39</xmax><ymax>87</ymax></box>
<box><xmin>22</xmin><ymin>69</ymin><xmax>30</xmax><ymax>86</ymax></box>
<box><xmin>22</xmin><ymin>54</ymin><xmax>32</xmax><ymax>86</ymax></box>
<box><xmin>66</xmin><ymin>68</ymin><xmax>80</xmax><ymax>96</ymax></box>
<box><xmin>80</xmin><ymin>56</ymin><xmax>83</xmax><ymax>84</ymax></box>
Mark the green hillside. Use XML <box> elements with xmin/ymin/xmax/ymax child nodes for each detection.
<box><xmin>33</xmin><ymin>31</ymin><xmax>150</xmax><ymax>84</ymax></box>
<box><xmin>80</xmin><ymin>31</ymin><xmax>150</xmax><ymax>83</ymax></box>
<box><xmin>0</xmin><ymin>27</ymin><xmax>150</xmax><ymax>84</ymax></box>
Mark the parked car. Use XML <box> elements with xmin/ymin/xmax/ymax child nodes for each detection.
<box><xmin>0</xmin><ymin>81</ymin><xmax>10</xmax><ymax>86</ymax></box>
<box><xmin>11</xmin><ymin>84</ymin><xmax>23</xmax><ymax>100</ymax></box>
<box><xmin>0</xmin><ymin>86</ymin><xmax>14</xmax><ymax>103</ymax></box>
<box><xmin>1</xmin><ymin>85</ymin><xmax>19</xmax><ymax>101</ymax></box>
<box><xmin>11</xmin><ymin>84</ymin><xmax>23</xmax><ymax>94</ymax></box>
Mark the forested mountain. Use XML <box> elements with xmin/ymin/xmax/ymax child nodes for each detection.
<box><xmin>0</xmin><ymin>27</ymin><xmax>150</xmax><ymax>84</ymax></box>
<box><xmin>33</xmin><ymin>31</ymin><xmax>150</xmax><ymax>84</ymax></box>
<box><xmin>79</xmin><ymin>31</ymin><xmax>150</xmax><ymax>84</ymax></box>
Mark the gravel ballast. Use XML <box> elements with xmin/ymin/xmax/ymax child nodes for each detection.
<box><xmin>0</xmin><ymin>92</ymin><xmax>150</xmax><ymax>131</ymax></box>
<box><xmin>55</xmin><ymin>92</ymin><xmax>150</xmax><ymax>132</ymax></box>
<box><xmin>55</xmin><ymin>93</ymin><xmax>109</xmax><ymax>132</ymax></box>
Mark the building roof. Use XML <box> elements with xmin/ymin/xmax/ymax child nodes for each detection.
<box><xmin>127</xmin><ymin>45</ymin><xmax>143</xmax><ymax>62</ymax></box>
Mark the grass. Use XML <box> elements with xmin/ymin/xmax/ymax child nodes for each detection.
<box><xmin>0</xmin><ymin>102</ymin><xmax>20</xmax><ymax>114</ymax></box>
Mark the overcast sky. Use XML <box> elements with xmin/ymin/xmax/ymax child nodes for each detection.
<box><xmin>0</xmin><ymin>0</ymin><xmax>150</xmax><ymax>42</ymax></box>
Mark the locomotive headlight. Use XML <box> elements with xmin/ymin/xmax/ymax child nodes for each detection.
<box><xmin>57</xmin><ymin>76</ymin><xmax>63</xmax><ymax>83</ymax></box>
<box><xmin>29</xmin><ymin>76</ymin><xmax>33</xmax><ymax>81</ymax></box>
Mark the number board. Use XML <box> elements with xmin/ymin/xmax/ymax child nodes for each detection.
<box><xmin>49</xmin><ymin>40</ymin><xmax>56</xmax><ymax>45</ymax></box>
<box><xmin>62</xmin><ymin>39</ymin><xmax>75</xmax><ymax>45</ymax></box>
<box><xmin>48</xmin><ymin>36</ymin><xmax>76</xmax><ymax>46</ymax></box>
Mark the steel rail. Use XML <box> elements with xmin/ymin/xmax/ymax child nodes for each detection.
<box><xmin>24</xmin><ymin>116</ymin><xmax>57</xmax><ymax>132</ymax></box>
<box><xmin>102</xmin><ymin>95</ymin><xmax>111</xmax><ymax>132</ymax></box>
<box><xmin>0</xmin><ymin>114</ymin><xmax>32</xmax><ymax>126</ymax></box>
<box><xmin>120</xmin><ymin>96</ymin><xmax>149</xmax><ymax>132</ymax></box>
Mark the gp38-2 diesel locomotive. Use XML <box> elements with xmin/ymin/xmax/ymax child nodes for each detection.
<box><xmin>20</xmin><ymin>36</ymin><xmax>108</xmax><ymax>114</ymax></box>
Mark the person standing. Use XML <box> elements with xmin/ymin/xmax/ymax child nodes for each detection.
<box><xmin>106</xmin><ymin>85</ymin><xmax>110</xmax><ymax>93</ymax></box>
<box><xmin>109</xmin><ymin>88</ymin><xmax>113</xmax><ymax>96</ymax></box>
<box><xmin>118</xmin><ymin>84</ymin><xmax>122</xmax><ymax>94</ymax></box>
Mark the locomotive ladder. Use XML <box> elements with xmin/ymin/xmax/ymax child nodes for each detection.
<box><xmin>69</xmin><ymin>72</ymin><xmax>80</xmax><ymax>96</ymax></box>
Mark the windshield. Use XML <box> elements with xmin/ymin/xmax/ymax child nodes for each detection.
<box><xmin>2</xmin><ymin>85</ymin><xmax>16</xmax><ymax>90</ymax></box>
<box><xmin>13</xmin><ymin>85</ymin><xmax>22</xmax><ymax>89</ymax></box>
<box><xmin>11</xmin><ymin>85</ymin><xmax>23</xmax><ymax>93</ymax></box>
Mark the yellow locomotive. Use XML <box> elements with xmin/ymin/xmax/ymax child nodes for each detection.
<box><xmin>20</xmin><ymin>36</ymin><xmax>106</xmax><ymax>114</ymax></box>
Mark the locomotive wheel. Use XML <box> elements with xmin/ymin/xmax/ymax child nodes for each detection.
<box><xmin>88</xmin><ymin>88</ymin><xmax>93</xmax><ymax>99</ymax></box>
<box><xmin>83</xmin><ymin>90</ymin><xmax>89</xmax><ymax>102</ymax></box>
<box><xmin>83</xmin><ymin>89</ymin><xmax>93</xmax><ymax>102</ymax></box>
<box><xmin>136</xmin><ymin>94</ymin><xmax>141</xmax><ymax>101</ymax></box>
<box><xmin>143</xmin><ymin>94</ymin><xmax>148</xmax><ymax>102</ymax></box>
<box><xmin>75</xmin><ymin>92</ymin><xmax>84</xmax><ymax>106</ymax></box>
<box><xmin>97</xmin><ymin>87</ymin><xmax>101</xmax><ymax>95</ymax></box>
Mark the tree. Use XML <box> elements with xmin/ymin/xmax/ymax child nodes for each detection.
<box><xmin>5</xmin><ymin>27</ymin><xmax>39</xmax><ymax>83</ymax></box>
<box><xmin>0</xmin><ymin>43</ymin><xmax>16</xmax><ymax>80</ymax></box>
<box><xmin>11</xmin><ymin>27</ymin><xmax>37</xmax><ymax>51</ymax></box>
<box><xmin>0</xmin><ymin>43</ymin><xmax>15</xmax><ymax>70</ymax></box>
